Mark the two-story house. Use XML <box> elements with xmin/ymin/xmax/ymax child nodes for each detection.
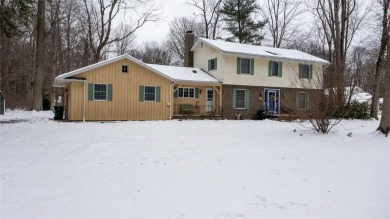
<box><xmin>53</xmin><ymin>32</ymin><xmax>329</xmax><ymax>121</ymax></box>
<box><xmin>185</xmin><ymin>32</ymin><xmax>329</xmax><ymax>119</ymax></box>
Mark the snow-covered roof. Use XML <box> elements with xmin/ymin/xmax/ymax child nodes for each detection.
<box><xmin>193</xmin><ymin>38</ymin><xmax>330</xmax><ymax>65</ymax></box>
<box><xmin>147</xmin><ymin>64</ymin><xmax>219</xmax><ymax>84</ymax></box>
<box><xmin>53</xmin><ymin>55</ymin><xmax>220</xmax><ymax>87</ymax></box>
<box><xmin>351</xmin><ymin>92</ymin><xmax>372</xmax><ymax>103</ymax></box>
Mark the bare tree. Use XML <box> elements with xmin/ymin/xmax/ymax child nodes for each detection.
<box><xmin>32</xmin><ymin>0</ymin><xmax>46</xmax><ymax>111</ymax></box>
<box><xmin>112</xmin><ymin>23</ymin><xmax>136</xmax><ymax>56</ymax></box>
<box><xmin>187</xmin><ymin>0</ymin><xmax>224</xmax><ymax>39</ymax></box>
<box><xmin>260</xmin><ymin>0</ymin><xmax>304</xmax><ymax>48</ymax></box>
<box><xmin>164</xmin><ymin>16</ymin><xmax>205</xmax><ymax>66</ymax></box>
<box><xmin>82</xmin><ymin>0</ymin><xmax>161</xmax><ymax>63</ymax></box>
<box><xmin>312</xmin><ymin>0</ymin><xmax>370</xmax><ymax>105</ymax></box>
<box><xmin>131</xmin><ymin>41</ymin><xmax>175</xmax><ymax>65</ymax></box>
<box><xmin>371</xmin><ymin>0</ymin><xmax>389</xmax><ymax>119</ymax></box>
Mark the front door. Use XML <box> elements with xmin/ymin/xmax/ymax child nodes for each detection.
<box><xmin>264</xmin><ymin>89</ymin><xmax>280</xmax><ymax>115</ymax></box>
<box><xmin>205</xmin><ymin>89</ymin><xmax>215</xmax><ymax>112</ymax></box>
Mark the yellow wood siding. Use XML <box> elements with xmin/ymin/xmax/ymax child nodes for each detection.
<box><xmin>66</xmin><ymin>59</ymin><xmax>171</xmax><ymax>121</ymax></box>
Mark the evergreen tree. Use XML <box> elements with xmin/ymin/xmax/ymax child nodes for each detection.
<box><xmin>220</xmin><ymin>0</ymin><xmax>267</xmax><ymax>45</ymax></box>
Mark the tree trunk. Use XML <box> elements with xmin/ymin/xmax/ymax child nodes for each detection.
<box><xmin>32</xmin><ymin>0</ymin><xmax>46</xmax><ymax>111</ymax></box>
<box><xmin>371</xmin><ymin>0</ymin><xmax>389</xmax><ymax>119</ymax></box>
<box><xmin>377</xmin><ymin>20</ymin><xmax>390</xmax><ymax>136</ymax></box>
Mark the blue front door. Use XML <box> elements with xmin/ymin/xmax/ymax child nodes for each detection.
<box><xmin>264</xmin><ymin>89</ymin><xmax>280</xmax><ymax>115</ymax></box>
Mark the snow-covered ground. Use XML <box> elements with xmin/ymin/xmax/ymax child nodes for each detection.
<box><xmin>0</xmin><ymin>110</ymin><xmax>389</xmax><ymax>219</ymax></box>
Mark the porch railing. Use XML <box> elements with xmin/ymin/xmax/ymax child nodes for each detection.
<box><xmin>173</xmin><ymin>104</ymin><xmax>222</xmax><ymax>117</ymax></box>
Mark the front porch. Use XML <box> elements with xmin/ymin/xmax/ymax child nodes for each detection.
<box><xmin>171</xmin><ymin>83</ymin><xmax>222</xmax><ymax>119</ymax></box>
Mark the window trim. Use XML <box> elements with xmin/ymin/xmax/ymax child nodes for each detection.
<box><xmin>235</xmin><ymin>89</ymin><xmax>246</xmax><ymax>109</ymax></box>
<box><xmin>299</xmin><ymin>63</ymin><xmax>312</xmax><ymax>79</ymax></box>
<box><xmin>93</xmin><ymin>83</ymin><xmax>108</xmax><ymax>101</ymax></box>
<box><xmin>301</xmin><ymin>64</ymin><xmax>310</xmax><ymax>79</ymax></box>
<box><xmin>144</xmin><ymin>85</ymin><xmax>156</xmax><ymax>102</ymax></box>
<box><xmin>178</xmin><ymin>87</ymin><xmax>195</xmax><ymax>98</ymax></box>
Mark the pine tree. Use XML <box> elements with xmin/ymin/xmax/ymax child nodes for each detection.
<box><xmin>220</xmin><ymin>0</ymin><xmax>267</xmax><ymax>45</ymax></box>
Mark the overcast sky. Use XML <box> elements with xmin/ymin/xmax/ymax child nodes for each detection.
<box><xmin>133</xmin><ymin>0</ymin><xmax>194</xmax><ymax>45</ymax></box>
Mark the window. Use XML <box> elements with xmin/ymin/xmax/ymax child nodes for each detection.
<box><xmin>122</xmin><ymin>65</ymin><xmax>128</xmax><ymax>73</ymax></box>
<box><xmin>270</xmin><ymin>61</ymin><xmax>280</xmax><ymax>76</ymax></box>
<box><xmin>94</xmin><ymin>84</ymin><xmax>107</xmax><ymax>100</ymax></box>
<box><xmin>208</xmin><ymin>58</ymin><xmax>217</xmax><ymax>70</ymax></box>
<box><xmin>241</xmin><ymin>59</ymin><xmax>250</xmax><ymax>74</ymax></box>
<box><xmin>299</xmin><ymin>64</ymin><xmax>312</xmax><ymax>79</ymax></box>
<box><xmin>88</xmin><ymin>83</ymin><xmax>112</xmax><ymax>101</ymax></box>
<box><xmin>237</xmin><ymin>58</ymin><xmax>254</xmax><ymax>75</ymax></box>
<box><xmin>178</xmin><ymin>87</ymin><xmax>195</xmax><ymax>98</ymax></box>
<box><xmin>236</xmin><ymin>89</ymin><xmax>246</xmax><ymax>109</ymax></box>
<box><xmin>144</xmin><ymin>86</ymin><xmax>156</xmax><ymax>101</ymax></box>
<box><xmin>297</xmin><ymin>92</ymin><xmax>307</xmax><ymax>110</ymax></box>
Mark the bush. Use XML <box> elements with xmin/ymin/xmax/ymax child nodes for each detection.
<box><xmin>253</xmin><ymin>109</ymin><xmax>268</xmax><ymax>120</ymax></box>
<box><xmin>334</xmin><ymin>101</ymin><xmax>371</xmax><ymax>120</ymax></box>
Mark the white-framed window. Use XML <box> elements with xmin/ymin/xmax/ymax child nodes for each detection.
<box><xmin>178</xmin><ymin>87</ymin><xmax>195</xmax><ymax>98</ymax></box>
<box><xmin>297</xmin><ymin>92</ymin><xmax>307</xmax><ymax>110</ymax></box>
<box><xmin>94</xmin><ymin>84</ymin><xmax>107</xmax><ymax>100</ymax></box>
<box><xmin>122</xmin><ymin>65</ymin><xmax>128</xmax><ymax>73</ymax></box>
<box><xmin>235</xmin><ymin>89</ymin><xmax>246</xmax><ymax>109</ymax></box>
<box><xmin>299</xmin><ymin>64</ymin><xmax>312</xmax><ymax>79</ymax></box>
<box><xmin>237</xmin><ymin>58</ymin><xmax>254</xmax><ymax>75</ymax></box>
<box><xmin>208</xmin><ymin>58</ymin><xmax>217</xmax><ymax>71</ymax></box>
<box><xmin>144</xmin><ymin>86</ymin><xmax>156</xmax><ymax>101</ymax></box>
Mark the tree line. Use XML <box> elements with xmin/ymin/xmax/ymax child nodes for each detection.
<box><xmin>0</xmin><ymin>0</ymin><xmax>389</xmax><ymax>134</ymax></box>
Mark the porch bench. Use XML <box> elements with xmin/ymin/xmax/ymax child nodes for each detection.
<box><xmin>180</xmin><ymin>104</ymin><xmax>195</xmax><ymax>114</ymax></box>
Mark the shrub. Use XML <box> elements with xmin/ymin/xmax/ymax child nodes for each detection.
<box><xmin>334</xmin><ymin>101</ymin><xmax>371</xmax><ymax>120</ymax></box>
<box><xmin>253</xmin><ymin>109</ymin><xmax>268</xmax><ymax>120</ymax></box>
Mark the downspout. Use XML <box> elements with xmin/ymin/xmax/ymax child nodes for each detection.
<box><xmin>170</xmin><ymin>82</ymin><xmax>174</xmax><ymax>120</ymax></box>
<box><xmin>83</xmin><ymin>81</ymin><xmax>86</xmax><ymax>122</ymax></box>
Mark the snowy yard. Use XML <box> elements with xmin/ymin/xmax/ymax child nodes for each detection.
<box><xmin>0</xmin><ymin>110</ymin><xmax>389</xmax><ymax>219</ymax></box>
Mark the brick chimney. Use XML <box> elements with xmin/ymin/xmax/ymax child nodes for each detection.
<box><xmin>184</xmin><ymin>31</ymin><xmax>195</xmax><ymax>67</ymax></box>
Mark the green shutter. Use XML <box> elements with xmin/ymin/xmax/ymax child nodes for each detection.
<box><xmin>107</xmin><ymin>84</ymin><xmax>113</xmax><ymax>101</ymax></box>
<box><xmin>250</xmin><ymin>59</ymin><xmax>254</xmax><ymax>75</ymax></box>
<box><xmin>195</xmin><ymin>88</ymin><xmax>199</xmax><ymax>98</ymax></box>
<box><xmin>299</xmin><ymin>64</ymin><xmax>302</xmax><ymax>79</ymax></box>
<box><xmin>208</xmin><ymin>59</ymin><xmax>211</xmax><ymax>71</ymax></box>
<box><xmin>156</xmin><ymin>86</ymin><xmax>161</xmax><ymax>102</ymax></box>
<box><xmin>245</xmin><ymin>89</ymin><xmax>250</xmax><ymax>109</ymax></box>
<box><xmin>214</xmin><ymin>58</ymin><xmax>217</xmax><ymax>70</ymax></box>
<box><xmin>232</xmin><ymin>89</ymin><xmax>237</xmax><ymax>109</ymax></box>
<box><xmin>88</xmin><ymin>83</ymin><xmax>93</xmax><ymax>101</ymax></box>
<box><xmin>237</xmin><ymin>57</ymin><xmax>241</xmax><ymax>74</ymax></box>
<box><xmin>306</xmin><ymin>93</ymin><xmax>309</xmax><ymax>109</ymax></box>
<box><xmin>268</xmin><ymin>61</ymin><xmax>272</xmax><ymax>76</ymax></box>
<box><xmin>309</xmin><ymin>65</ymin><xmax>313</xmax><ymax>79</ymax></box>
<box><xmin>278</xmin><ymin>62</ymin><xmax>283</xmax><ymax>77</ymax></box>
<box><xmin>174</xmin><ymin>87</ymin><xmax>178</xmax><ymax>98</ymax></box>
<box><xmin>296</xmin><ymin>93</ymin><xmax>299</xmax><ymax>108</ymax></box>
<box><xmin>139</xmin><ymin>85</ymin><xmax>144</xmax><ymax>102</ymax></box>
